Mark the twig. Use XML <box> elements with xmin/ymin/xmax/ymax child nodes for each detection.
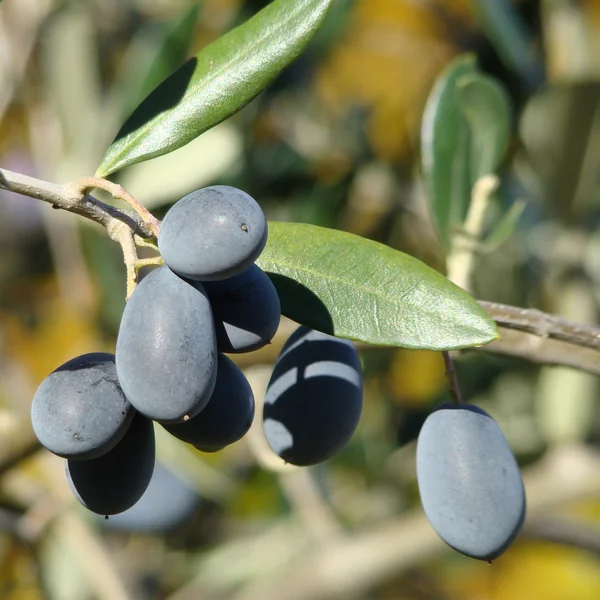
<box><xmin>0</xmin><ymin>167</ymin><xmax>153</xmax><ymax>237</ymax></box>
<box><xmin>55</xmin><ymin>512</ymin><xmax>133</xmax><ymax>600</ymax></box>
<box><xmin>0</xmin><ymin>167</ymin><xmax>158</xmax><ymax>300</ymax></box>
<box><xmin>111</xmin><ymin>225</ymin><xmax>140</xmax><ymax>301</ymax></box>
<box><xmin>476</xmin><ymin>327</ymin><xmax>600</xmax><ymax>376</ymax></box>
<box><xmin>479</xmin><ymin>300</ymin><xmax>600</xmax><ymax>352</ymax></box>
<box><xmin>234</xmin><ymin>305</ymin><xmax>600</xmax><ymax>377</ymax></box>
<box><xmin>442</xmin><ymin>351</ymin><xmax>462</xmax><ymax>405</ymax></box>
<box><xmin>278</xmin><ymin>470</ymin><xmax>344</xmax><ymax>545</ymax></box>
<box><xmin>75</xmin><ymin>177</ymin><xmax>161</xmax><ymax>238</ymax></box>
<box><xmin>134</xmin><ymin>256</ymin><xmax>164</xmax><ymax>272</ymax></box>
<box><xmin>134</xmin><ymin>234</ymin><xmax>160</xmax><ymax>251</ymax></box>
<box><xmin>523</xmin><ymin>515</ymin><xmax>600</xmax><ymax>555</ymax></box>
<box><xmin>222</xmin><ymin>445</ymin><xmax>600</xmax><ymax>600</ymax></box>
<box><xmin>447</xmin><ymin>175</ymin><xmax>498</xmax><ymax>292</ymax></box>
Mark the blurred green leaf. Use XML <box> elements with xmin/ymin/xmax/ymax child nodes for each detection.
<box><xmin>123</xmin><ymin>3</ymin><xmax>200</xmax><ymax>116</ymax></box>
<box><xmin>483</xmin><ymin>199</ymin><xmax>526</xmax><ymax>252</ymax></box>
<box><xmin>457</xmin><ymin>73</ymin><xmax>512</xmax><ymax>181</ymax></box>
<box><xmin>257</xmin><ymin>222</ymin><xmax>498</xmax><ymax>350</ymax></box>
<box><xmin>421</xmin><ymin>55</ymin><xmax>477</xmax><ymax>252</ymax></box>
<box><xmin>422</xmin><ymin>58</ymin><xmax>513</xmax><ymax>253</ymax></box>
<box><xmin>44</xmin><ymin>6</ymin><xmax>102</xmax><ymax>173</ymax></box>
<box><xmin>96</xmin><ymin>0</ymin><xmax>334</xmax><ymax>177</ymax></box>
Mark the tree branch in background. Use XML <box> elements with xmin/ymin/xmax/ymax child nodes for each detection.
<box><xmin>523</xmin><ymin>516</ymin><xmax>600</xmax><ymax>556</ymax></box>
<box><xmin>474</xmin><ymin>301</ymin><xmax>600</xmax><ymax>375</ymax></box>
<box><xmin>480</xmin><ymin>301</ymin><xmax>600</xmax><ymax>352</ymax></box>
<box><xmin>475</xmin><ymin>328</ymin><xmax>600</xmax><ymax>376</ymax></box>
<box><xmin>0</xmin><ymin>419</ymin><xmax>41</xmax><ymax>476</ymax></box>
<box><xmin>447</xmin><ymin>175</ymin><xmax>498</xmax><ymax>292</ymax></box>
<box><xmin>166</xmin><ymin>445</ymin><xmax>600</xmax><ymax>600</ymax></box>
<box><xmin>234</xmin><ymin>305</ymin><xmax>600</xmax><ymax>376</ymax></box>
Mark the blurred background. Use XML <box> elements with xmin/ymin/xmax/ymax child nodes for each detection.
<box><xmin>2</xmin><ymin>0</ymin><xmax>600</xmax><ymax>598</ymax></box>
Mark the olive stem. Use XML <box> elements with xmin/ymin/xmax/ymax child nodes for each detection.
<box><xmin>134</xmin><ymin>256</ymin><xmax>164</xmax><ymax>272</ymax></box>
<box><xmin>442</xmin><ymin>351</ymin><xmax>463</xmax><ymax>405</ymax></box>
<box><xmin>447</xmin><ymin>175</ymin><xmax>498</xmax><ymax>292</ymax></box>
<box><xmin>0</xmin><ymin>167</ymin><xmax>153</xmax><ymax>237</ymax></box>
<box><xmin>74</xmin><ymin>177</ymin><xmax>161</xmax><ymax>238</ymax></box>
<box><xmin>109</xmin><ymin>224</ymin><xmax>139</xmax><ymax>301</ymax></box>
<box><xmin>134</xmin><ymin>234</ymin><xmax>160</xmax><ymax>251</ymax></box>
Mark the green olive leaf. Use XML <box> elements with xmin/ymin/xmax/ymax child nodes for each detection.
<box><xmin>421</xmin><ymin>55</ymin><xmax>477</xmax><ymax>251</ymax></box>
<box><xmin>456</xmin><ymin>73</ymin><xmax>512</xmax><ymax>181</ymax></box>
<box><xmin>257</xmin><ymin>222</ymin><xmax>498</xmax><ymax>350</ymax></box>
<box><xmin>96</xmin><ymin>0</ymin><xmax>333</xmax><ymax>177</ymax></box>
<box><xmin>482</xmin><ymin>199</ymin><xmax>526</xmax><ymax>252</ymax></box>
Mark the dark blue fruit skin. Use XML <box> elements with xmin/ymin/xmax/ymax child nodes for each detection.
<box><xmin>163</xmin><ymin>353</ymin><xmax>255</xmax><ymax>449</ymax></box>
<box><xmin>262</xmin><ymin>326</ymin><xmax>363</xmax><ymax>466</ymax></box>
<box><xmin>116</xmin><ymin>266</ymin><xmax>217</xmax><ymax>423</ymax></box>
<box><xmin>100</xmin><ymin>464</ymin><xmax>198</xmax><ymax>532</ymax></box>
<box><xmin>158</xmin><ymin>185</ymin><xmax>268</xmax><ymax>281</ymax></box>
<box><xmin>31</xmin><ymin>353</ymin><xmax>135</xmax><ymax>460</ymax></box>
<box><xmin>66</xmin><ymin>412</ymin><xmax>155</xmax><ymax>516</ymax></box>
<box><xmin>201</xmin><ymin>265</ymin><xmax>281</xmax><ymax>353</ymax></box>
<box><xmin>416</xmin><ymin>403</ymin><xmax>526</xmax><ymax>561</ymax></box>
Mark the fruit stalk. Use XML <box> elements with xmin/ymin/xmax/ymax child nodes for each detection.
<box><xmin>442</xmin><ymin>351</ymin><xmax>463</xmax><ymax>405</ymax></box>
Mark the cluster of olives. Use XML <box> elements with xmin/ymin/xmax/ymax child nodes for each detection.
<box><xmin>30</xmin><ymin>183</ymin><xmax>525</xmax><ymax>562</ymax></box>
<box><xmin>30</xmin><ymin>185</ymin><xmax>364</xmax><ymax>517</ymax></box>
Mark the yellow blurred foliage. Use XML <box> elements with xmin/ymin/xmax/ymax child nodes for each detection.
<box><xmin>316</xmin><ymin>0</ymin><xmax>475</xmax><ymax>161</ymax></box>
<box><xmin>585</xmin><ymin>0</ymin><xmax>600</xmax><ymax>26</ymax></box>
<box><xmin>562</xmin><ymin>498</ymin><xmax>600</xmax><ymax>523</ymax></box>
<box><xmin>445</xmin><ymin>542</ymin><xmax>600</xmax><ymax>600</ymax></box>
<box><xmin>227</xmin><ymin>470</ymin><xmax>282</xmax><ymax>518</ymax></box>
<box><xmin>387</xmin><ymin>348</ymin><xmax>446</xmax><ymax>405</ymax></box>
<box><xmin>0</xmin><ymin>539</ymin><xmax>44</xmax><ymax>600</ymax></box>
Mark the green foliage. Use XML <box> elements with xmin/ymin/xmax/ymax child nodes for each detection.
<box><xmin>457</xmin><ymin>74</ymin><xmax>512</xmax><ymax>182</ymax></box>
<box><xmin>421</xmin><ymin>55</ymin><xmax>476</xmax><ymax>251</ymax></box>
<box><xmin>482</xmin><ymin>199</ymin><xmax>526</xmax><ymax>252</ymax></box>
<box><xmin>94</xmin><ymin>4</ymin><xmax>503</xmax><ymax>355</ymax></box>
<box><xmin>421</xmin><ymin>56</ymin><xmax>512</xmax><ymax>251</ymax></box>
<box><xmin>257</xmin><ymin>222</ymin><xmax>498</xmax><ymax>350</ymax></box>
<box><xmin>96</xmin><ymin>0</ymin><xmax>334</xmax><ymax>177</ymax></box>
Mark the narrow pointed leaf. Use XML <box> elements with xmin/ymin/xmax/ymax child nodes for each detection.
<box><xmin>482</xmin><ymin>199</ymin><xmax>526</xmax><ymax>252</ymax></box>
<box><xmin>96</xmin><ymin>0</ymin><xmax>333</xmax><ymax>177</ymax></box>
<box><xmin>257</xmin><ymin>222</ymin><xmax>498</xmax><ymax>350</ymax></box>
<box><xmin>457</xmin><ymin>73</ymin><xmax>512</xmax><ymax>181</ymax></box>
<box><xmin>421</xmin><ymin>55</ymin><xmax>477</xmax><ymax>251</ymax></box>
